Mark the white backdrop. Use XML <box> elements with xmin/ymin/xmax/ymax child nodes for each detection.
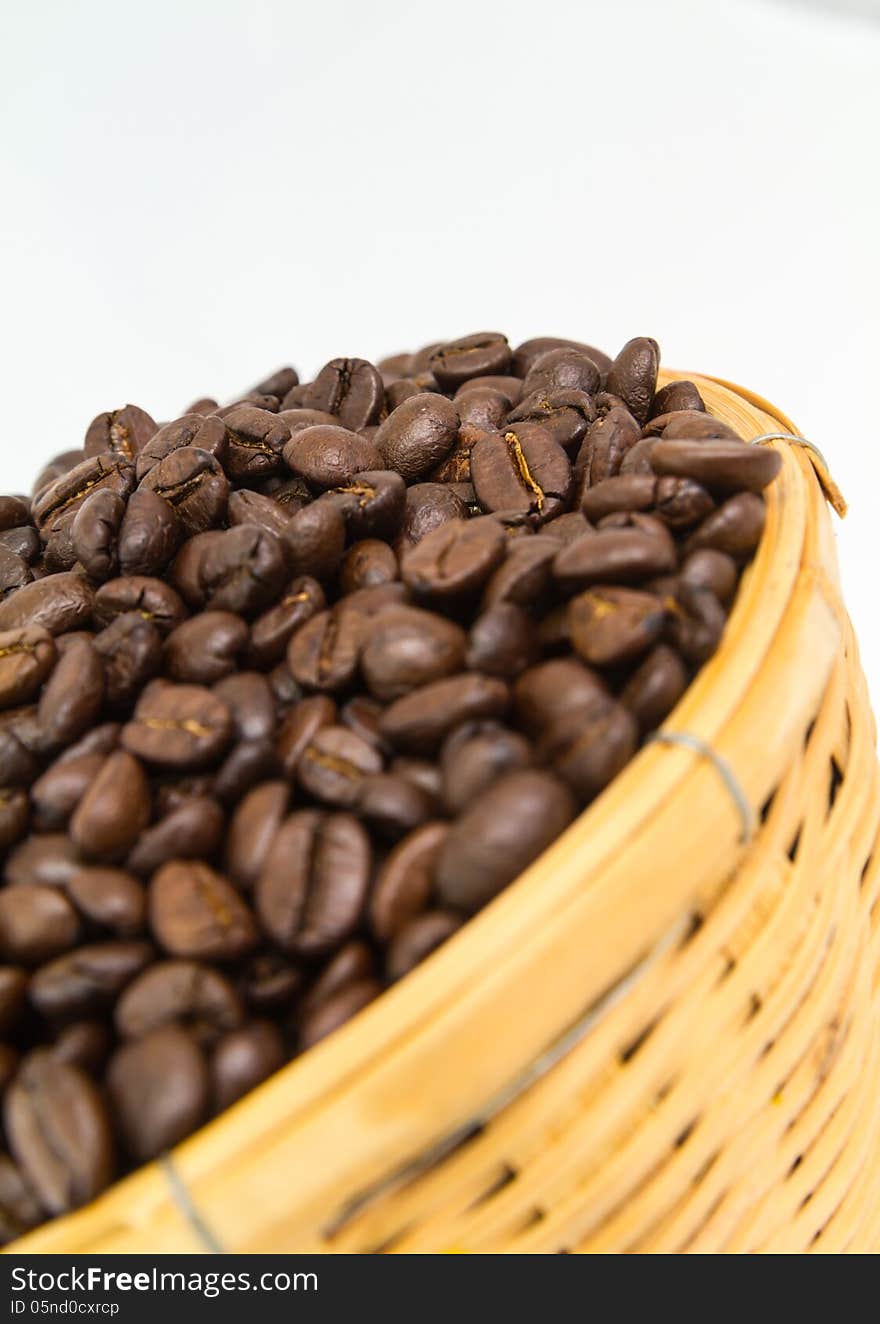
<box><xmin>1</xmin><ymin>0</ymin><xmax>878</xmax><ymax>691</ymax></box>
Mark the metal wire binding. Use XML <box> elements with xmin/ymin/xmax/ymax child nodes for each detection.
<box><xmin>750</xmin><ymin>431</ymin><xmax>830</xmax><ymax>471</ymax></box>
<box><xmin>646</xmin><ymin>730</ymin><xmax>755</xmax><ymax>844</ymax></box>
<box><xmin>159</xmin><ymin>1152</ymin><xmax>225</xmax><ymax>1254</ymax></box>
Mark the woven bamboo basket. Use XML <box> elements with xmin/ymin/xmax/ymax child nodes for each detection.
<box><xmin>9</xmin><ymin>372</ymin><xmax>880</xmax><ymax>1255</ymax></box>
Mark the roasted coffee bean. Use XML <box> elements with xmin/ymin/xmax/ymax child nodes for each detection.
<box><xmin>379</xmin><ymin>673</ymin><xmax>510</xmax><ymax>753</ymax></box>
<box><xmin>126</xmin><ymin>796</ymin><xmax>224</xmax><ymax>878</ymax></box>
<box><xmin>107</xmin><ymin>1025</ymin><xmax>208</xmax><ymax>1162</ymax></box>
<box><xmin>66</xmin><ymin>867</ymin><xmax>147</xmax><ymax>937</ymax></box>
<box><xmin>239</xmin><ymin>953</ymin><xmax>301</xmax><ymax>1014</ymax></box>
<box><xmin>0</xmin><ymin>885</ymin><xmax>81</xmax><ymax>965</ymax></box>
<box><xmin>454</xmin><ymin>386</ymin><xmax>511</xmax><ymax>430</ymax></box>
<box><xmin>340</xmin><ymin>695</ymin><xmax>386</xmax><ymax>749</ymax></box>
<box><xmin>136</xmin><ymin>415</ymin><xmax>228</xmax><ymax>482</ymax></box>
<box><xmin>211</xmin><ymin>1020</ymin><xmax>284</xmax><ymax>1111</ymax></box>
<box><xmin>115</xmin><ymin>959</ymin><xmax>242</xmax><ymax>1045</ymax></box>
<box><xmin>149</xmin><ymin>861</ymin><xmax>257</xmax><ymax>961</ymax></box>
<box><xmin>522</xmin><ymin>348</ymin><xmax>601</xmax><ymax>398</ymax></box>
<box><xmin>116</xmin><ymin>489</ymin><xmax>180</xmax><ymax>577</ymax></box>
<box><xmin>248</xmin><ymin>577</ymin><xmax>324</xmax><ymax>667</ymax></box>
<box><xmin>286</xmin><ymin>604</ymin><xmax>361</xmax><ymax>693</ymax></box>
<box><xmin>656</xmin><ymin>410</ymin><xmax>741</xmax><ymax>441</ymax></box>
<box><xmin>322</xmin><ymin>470</ymin><xmax>406</xmax><ymax>541</ymax></box>
<box><xmin>122</xmin><ymin>680</ymin><xmax>232</xmax><ymax>768</ymax></box>
<box><xmin>0</xmin><ymin>970</ymin><xmax>28</xmax><ymax>1036</ymax></box>
<box><xmin>296</xmin><ymin>725</ymin><xmax>383</xmax><ymax>808</ymax></box>
<box><xmin>211</xmin><ymin>735</ymin><xmax>276</xmax><ymax>801</ymax></box>
<box><xmin>253</xmin><ymin>366</ymin><xmax>298</xmax><ymax>399</ymax></box>
<box><xmin>4</xmin><ymin>834</ymin><xmax>82</xmax><ymax>888</ymax></box>
<box><xmin>370</xmin><ymin>821</ymin><xmax>448</xmax><ymax>940</ymax></box>
<box><xmin>274</xmin><ymin>693</ymin><xmax>333</xmax><ymax>777</ymax></box>
<box><xmin>466</xmin><ymin>603</ymin><xmax>536</xmax><ymax>677</ymax></box>
<box><xmin>256</xmin><ymin>811</ymin><xmax>371</xmax><ymax>957</ymax></box>
<box><xmin>299</xmin><ymin>979</ymin><xmax>381</xmax><ymax>1049</ymax></box>
<box><xmin>0</xmin><ymin>497</ymin><xmax>31</xmax><ymax>532</ymax></box>
<box><xmin>212</xmin><ymin>672</ymin><xmax>275</xmax><ymax>744</ymax></box>
<box><xmin>84</xmin><ymin>405</ymin><xmax>157</xmax><ymax>461</ymax></box>
<box><xmin>605</xmin><ymin>337</ymin><xmax>660</xmax><ymax>424</ymax></box>
<box><xmin>374</xmin><ymin>393</ymin><xmax>459</xmax><ymax>481</ymax></box>
<box><xmin>29</xmin><ymin>942</ymin><xmax>154</xmax><ymax>1021</ymax></box>
<box><xmin>94</xmin><ymin>576</ymin><xmax>187</xmax><ymax>633</ymax></box>
<box><xmin>0</xmin><ymin>627</ymin><xmax>56</xmax><ymax>711</ymax></box>
<box><xmin>32</xmin><ymin>455</ymin><xmax>135</xmax><ymax>542</ymax></box>
<box><xmin>553</xmin><ymin>525</ymin><xmax>676</xmax><ymax>588</ymax></box>
<box><xmin>32</xmin><ymin>451</ymin><xmax>83</xmax><ymax>501</ymax></box>
<box><xmin>356</xmin><ymin>772</ymin><xmax>434</xmax><ymax>841</ymax></box>
<box><xmin>508</xmin><ymin>387</ymin><xmax>596</xmax><ymax>449</ymax></box>
<box><xmin>575</xmin><ymin>407</ymin><xmax>642</xmax><ymax>491</ymax></box>
<box><xmin>385</xmin><ymin>912</ymin><xmax>463</xmax><ymax>981</ymax></box>
<box><xmin>298</xmin><ymin>358</ymin><xmax>384</xmax><ymax>430</ymax></box>
<box><xmin>71</xmin><ymin>490</ymin><xmax>125</xmax><ymax>581</ymax></box>
<box><xmin>649</xmin><ymin>380</ymin><xmax>705</xmax><ymax>418</ymax></box>
<box><xmin>471</xmin><ymin>424</ymin><xmax>570</xmax><ymax>522</ymax></box>
<box><xmin>666</xmin><ymin>581</ymin><xmax>728</xmax><ymax>665</ymax></box>
<box><xmin>540</xmin><ymin>700</ymin><xmax>638</xmax><ymax>802</ymax></box>
<box><xmin>0</xmin><ymin>573</ymin><xmax>93</xmax><ymax>636</ymax></box>
<box><xmin>139</xmin><ymin>447</ymin><xmax>229</xmax><ymax>534</ymax></box>
<box><xmin>680</xmin><ymin>548</ymin><xmax>738</xmax><ymax>603</ymax></box>
<box><xmin>440</xmin><ymin>722</ymin><xmax>532</xmax><ymax>815</ymax></box>
<box><xmin>0</xmin><ymin>789</ymin><xmax>29</xmax><ymax>852</ymax></box>
<box><xmin>5</xmin><ymin>1051</ymin><xmax>114</xmax><ymax>1214</ymax></box>
<box><xmin>92</xmin><ymin>613</ymin><xmax>162</xmax><ymax>709</ymax></box>
<box><xmin>68</xmin><ymin>751</ymin><xmax>150</xmax><ymax>863</ymax></box>
<box><xmin>436</xmin><ymin>770</ymin><xmax>576</xmax><ymax>912</ymax></box>
<box><xmin>281</xmin><ymin>500</ymin><xmax>346</xmax><ymax>581</ymax></box>
<box><xmin>0</xmin><ymin>525</ymin><xmax>41</xmax><ymax>564</ymax></box>
<box><xmin>299</xmin><ymin>941</ymin><xmax>373</xmax><ymax>1017</ymax></box>
<box><xmin>225</xmin><ymin>781</ymin><xmax>289</xmax><ymax>888</ymax></box>
<box><xmin>338</xmin><ymin>539</ymin><xmax>398</xmax><ymax>594</ymax></box>
<box><xmin>685</xmin><ymin>491</ymin><xmax>766</xmax><ymax>559</ymax></box>
<box><xmin>569</xmin><ymin>586</ymin><xmax>667</xmax><ymax>667</ymax></box>
<box><xmin>399</xmin><ymin>483</ymin><xmax>468</xmax><ymax>550</ymax></box>
<box><xmin>226</xmin><ymin>491</ymin><xmax>288</xmax><ymax>542</ymax></box>
<box><xmin>164</xmin><ymin>612</ymin><xmax>248</xmax><ymax>684</ymax></box>
<box><xmin>402</xmin><ymin>517</ymin><xmax>506</xmax><ymax>601</ymax></box>
<box><xmin>620</xmin><ymin>644</ymin><xmax>689</xmax><ymax>732</ymax></box>
<box><xmin>190</xmin><ymin>525</ymin><xmax>286</xmax><ymax>617</ymax></box>
<box><xmin>283</xmin><ymin>425</ymin><xmax>382</xmax><ymax>490</ymax></box>
<box><xmin>361</xmin><ymin>605</ymin><xmax>466</xmax><ymax>702</ymax></box>
<box><xmin>36</xmin><ymin>637</ymin><xmax>104</xmax><ymax>751</ymax></box>
<box><xmin>481</xmin><ymin>536</ymin><xmax>557</xmax><ymax>609</ymax></box>
<box><xmin>514</xmin><ymin>657</ymin><xmax>608</xmax><ymax>733</ymax></box>
<box><xmin>222</xmin><ymin>406</ymin><xmax>290</xmax><ymax>481</ymax></box>
<box><xmin>650</xmin><ymin>438</ymin><xmax>781</xmax><ymax>496</ymax></box>
<box><xmin>429</xmin><ymin>333</ymin><xmax>511</xmax><ymax>389</ymax></box>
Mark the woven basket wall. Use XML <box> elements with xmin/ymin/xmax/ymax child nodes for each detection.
<box><xmin>10</xmin><ymin>373</ymin><xmax>880</xmax><ymax>1255</ymax></box>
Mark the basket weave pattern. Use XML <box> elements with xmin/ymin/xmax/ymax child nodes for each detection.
<box><xmin>12</xmin><ymin>374</ymin><xmax>880</xmax><ymax>1254</ymax></box>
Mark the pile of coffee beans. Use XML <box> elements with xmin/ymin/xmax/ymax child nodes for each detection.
<box><xmin>0</xmin><ymin>333</ymin><xmax>780</xmax><ymax>1239</ymax></box>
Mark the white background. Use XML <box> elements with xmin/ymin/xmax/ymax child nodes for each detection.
<box><xmin>1</xmin><ymin>0</ymin><xmax>878</xmax><ymax>693</ymax></box>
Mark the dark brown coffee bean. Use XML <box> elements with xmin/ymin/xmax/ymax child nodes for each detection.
<box><xmin>479</xmin><ymin>536</ymin><xmax>555</xmax><ymax>610</ymax></box>
<box><xmin>256</xmin><ymin>811</ymin><xmax>371</xmax><ymax>957</ymax></box>
<box><xmin>374</xmin><ymin>393</ymin><xmax>459</xmax><ymax>481</ymax></box>
<box><xmin>466</xmin><ymin>603</ymin><xmax>536</xmax><ymax>677</ymax></box>
<box><xmin>226</xmin><ymin>492</ymin><xmax>287</xmax><ymax>543</ymax></box>
<box><xmin>685</xmin><ymin>492</ymin><xmax>766</xmax><ymax>559</ymax></box>
<box><xmin>94</xmin><ymin>576</ymin><xmax>187</xmax><ymax>634</ymax></box>
<box><xmin>0</xmin><ymin>497</ymin><xmax>31</xmax><ymax>532</ymax></box>
<box><xmin>115</xmin><ymin>489</ymin><xmax>181</xmax><ymax>578</ymax></box>
<box><xmin>522</xmin><ymin>348</ymin><xmax>601</xmax><ymax>398</ymax></box>
<box><xmin>656</xmin><ymin>411</ymin><xmax>741</xmax><ymax>441</ymax></box>
<box><xmin>71</xmin><ymin>490</ymin><xmax>125</xmax><ymax>582</ymax></box>
<box><xmin>0</xmin><ymin>525</ymin><xmax>41</xmax><ymax>564</ymax></box>
<box><xmin>0</xmin><ymin>1150</ymin><xmax>42</xmax><ymax>1244</ymax></box>
<box><xmin>4</xmin><ymin>834</ymin><xmax>82</xmax><ymax>888</ymax></box>
<box><xmin>620</xmin><ymin>644</ymin><xmax>689</xmax><ymax>732</ymax></box>
<box><xmin>574</xmin><ymin>406</ymin><xmax>642</xmax><ymax>492</ymax></box>
<box><xmin>369</xmin><ymin>821</ymin><xmax>448</xmax><ymax>941</ymax></box>
<box><xmin>164</xmin><ymin>612</ymin><xmax>248</xmax><ymax>684</ymax></box>
<box><xmin>150</xmin><ymin>860</ymin><xmax>257</xmax><ymax>961</ymax></box>
<box><xmin>224</xmin><ymin>781</ymin><xmax>290</xmax><ymax>888</ymax></box>
<box><xmin>297</xmin><ymin>725</ymin><xmax>383</xmax><ymax>808</ymax></box>
<box><xmin>92</xmin><ymin>613</ymin><xmax>162</xmax><ymax>709</ymax></box>
<box><xmin>32</xmin><ymin>456</ymin><xmax>134</xmax><ymax>546</ymax></box>
<box><xmin>322</xmin><ymin>470</ymin><xmax>406</xmax><ymax>542</ymax></box>
<box><xmin>650</xmin><ymin>438</ymin><xmax>781</xmax><ymax>496</ymax></box>
<box><xmin>298</xmin><ymin>358</ymin><xmax>384</xmax><ymax>430</ymax></box>
<box><xmin>0</xmin><ymin>789</ymin><xmax>29</xmax><ymax>852</ymax></box>
<box><xmin>299</xmin><ymin>941</ymin><xmax>373</xmax><ymax>1017</ymax></box>
<box><xmin>193</xmin><ymin>525</ymin><xmax>287</xmax><ymax>617</ymax></box>
<box><xmin>287</xmin><ymin>605</ymin><xmax>362</xmax><ymax>693</ymax></box>
<box><xmin>248</xmin><ymin>576</ymin><xmax>324</xmax><ymax>667</ymax></box>
<box><xmin>0</xmin><ymin>970</ymin><xmax>28</xmax><ymax>1037</ymax></box>
<box><xmin>67</xmin><ymin>751</ymin><xmax>150</xmax><ymax>863</ymax></box>
<box><xmin>0</xmin><ymin>885</ymin><xmax>81</xmax><ymax>965</ymax></box>
<box><xmin>436</xmin><ymin>769</ymin><xmax>576</xmax><ymax>912</ymax></box>
<box><xmin>5</xmin><ymin>1051</ymin><xmax>114</xmax><ymax>1214</ymax></box>
<box><xmin>66</xmin><ymin>867</ymin><xmax>147</xmax><ymax>937</ymax></box>
<box><xmin>665</xmin><ymin>580</ymin><xmax>728</xmax><ymax>665</ymax></box>
<box><xmin>569</xmin><ymin>586</ymin><xmax>667</xmax><ymax>666</ymax></box>
<box><xmin>540</xmin><ymin>700</ymin><xmax>638</xmax><ymax>802</ymax></box>
<box><xmin>385</xmin><ymin>912</ymin><xmax>462</xmax><ymax>981</ymax></box>
<box><xmin>36</xmin><ymin>637</ymin><xmax>104</xmax><ymax>751</ymax></box>
<box><xmin>0</xmin><ymin>573</ymin><xmax>93</xmax><ymax>637</ymax></box>
<box><xmin>471</xmin><ymin>424</ymin><xmax>570</xmax><ymax>522</ymax></box>
<box><xmin>122</xmin><ymin>681</ymin><xmax>232</xmax><ymax>769</ymax></box>
<box><xmin>252</xmin><ymin>366</ymin><xmax>298</xmax><ymax>398</ymax></box>
<box><xmin>454</xmin><ymin>386</ymin><xmax>510</xmax><ymax>430</ymax></box>
<box><xmin>605</xmin><ymin>337</ymin><xmax>660</xmax><ymax>424</ymax></box>
<box><xmin>514</xmin><ymin>657</ymin><xmax>609</xmax><ymax>734</ymax></box>
<box><xmin>49</xmin><ymin>1021</ymin><xmax>110</xmax><ymax>1075</ymax></box>
<box><xmin>552</xmin><ymin>525</ymin><xmax>676</xmax><ymax>588</ymax></box>
<box><xmin>680</xmin><ymin>548</ymin><xmax>738</xmax><ymax>603</ymax></box>
<box><xmin>0</xmin><ymin>627</ymin><xmax>56</xmax><ymax>710</ymax></box>
<box><xmin>281</xmin><ymin>500</ymin><xmax>346</xmax><ymax>581</ymax></box>
<box><xmin>379</xmin><ymin>673</ymin><xmax>509</xmax><ymax>754</ymax></box>
<box><xmin>340</xmin><ymin>695</ymin><xmax>386</xmax><ymax>750</ymax></box>
<box><xmin>440</xmin><ymin>722</ymin><xmax>532</xmax><ymax>815</ymax></box>
<box><xmin>115</xmin><ymin>959</ymin><xmax>242</xmax><ymax>1046</ymax></box>
<box><xmin>107</xmin><ymin>1025</ymin><xmax>208</xmax><ymax>1162</ymax></box>
<box><xmin>239</xmin><ymin>953</ymin><xmax>302</xmax><ymax>1014</ymax></box>
<box><xmin>429</xmin><ymin>333</ymin><xmax>511</xmax><ymax>388</ymax></box>
<box><xmin>508</xmin><ymin>387</ymin><xmax>596</xmax><ymax>449</ymax></box>
<box><xmin>126</xmin><ymin>796</ymin><xmax>224</xmax><ymax>878</ymax></box>
<box><xmin>299</xmin><ymin>979</ymin><xmax>381</xmax><ymax>1050</ymax></box>
<box><xmin>211</xmin><ymin>1020</ymin><xmax>284</xmax><ymax>1111</ymax></box>
<box><xmin>356</xmin><ymin>772</ymin><xmax>433</xmax><ymax>842</ymax></box>
<box><xmin>139</xmin><ymin>447</ymin><xmax>229</xmax><ymax>534</ymax></box>
<box><xmin>221</xmin><ymin>406</ymin><xmax>290</xmax><ymax>481</ymax></box>
<box><xmin>398</xmin><ymin>483</ymin><xmax>468</xmax><ymax>552</ymax></box>
<box><xmin>212</xmin><ymin>672</ymin><xmax>275</xmax><ymax>743</ymax></box>
<box><xmin>649</xmin><ymin>380</ymin><xmax>705</xmax><ymax>418</ymax></box>
<box><xmin>211</xmin><ymin>738</ymin><xmax>277</xmax><ymax>804</ymax></box>
<box><xmin>135</xmin><ymin>414</ymin><xmax>228</xmax><ymax>482</ymax></box>
<box><xmin>84</xmin><ymin>404</ymin><xmax>157</xmax><ymax>461</ymax></box>
<box><xmin>402</xmin><ymin>517</ymin><xmax>506</xmax><ymax>602</ymax></box>
<box><xmin>338</xmin><ymin>539</ymin><xmax>398</xmax><ymax>594</ymax></box>
<box><xmin>361</xmin><ymin>605</ymin><xmax>466</xmax><ymax>702</ymax></box>
<box><xmin>29</xmin><ymin>942</ymin><xmax>154</xmax><ymax>1021</ymax></box>
<box><xmin>284</xmin><ymin>424</ymin><xmax>382</xmax><ymax>490</ymax></box>
<box><xmin>32</xmin><ymin>451</ymin><xmax>84</xmax><ymax>501</ymax></box>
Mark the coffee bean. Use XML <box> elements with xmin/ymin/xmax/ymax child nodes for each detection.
<box><xmin>287</xmin><ymin>604</ymin><xmax>362</xmax><ymax>693</ymax></box>
<box><xmin>471</xmin><ymin>424</ymin><xmax>571</xmax><ymax>521</ymax></box>
<box><xmin>0</xmin><ymin>970</ymin><xmax>28</xmax><ymax>1036</ymax></box>
<box><xmin>94</xmin><ymin>576</ymin><xmax>187</xmax><ymax>634</ymax></box>
<box><xmin>685</xmin><ymin>491</ymin><xmax>766</xmax><ymax>559</ymax></box>
<box><xmin>281</xmin><ymin>500</ymin><xmax>346</xmax><ymax>581</ymax></box>
<box><xmin>574</xmin><ymin>406</ymin><xmax>642</xmax><ymax>491</ymax></box>
<box><xmin>67</xmin><ymin>751</ymin><xmax>149</xmax><ymax>863</ymax></box>
<box><xmin>666</xmin><ymin>580</ymin><xmax>728</xmax><ymax>665</ymax></box>
<box><xmin>239</xmin><ymin>952</ymin><xmax>302</xmax><ymax>1014</ymax></box>
<box><xmin>402</xmin><ymin>517</ymin><xmax>506</xmax><ymax>601</ymax></box>
<box><xmin>136</xmin><ymin>415</ymin><xmax>228</xmax><ymax>483</ymax></box>
<box><xmin>323</xmin><ymin>470</ymin><xmax>406</xmax><ymax>542</ymax></box>
<box><xmin>680</xmin><ymin>548</ymin><xmax>738</xmax><ymax>603</ymax></box>
<box><xmin>275</xmin><ymin>694</ymin><xmax>336</xmax><ymax>778</ymax></box>
<box><xmin>385</xmin><ymin>911</ymin><xmax>463</xmax><ymax>981</ymax></box>
<box><xmin>253</xmin><ymin>366</ymin><xmax>299</xmax><ymax>399</ymax></box>
<box><xmin>370</xmin><ymin>821</ymin><xmax>448</xmax><ymax>941</ymax></box>
<box><xmin>298</xmin><ymin>358</ymin><xmax>384</xmax><ymax>430</ymax></box>
<box><xmin>0</xmin><ymin>789</ymin><xmax>29</xmax><ymax>852</ymax></box>
<box><xmin>93</xmin><ymin>613</ymin><xmax>162</xmax><ymax>709</ymax></box>
<box><xmin>429</xmin><ymin>333</ymin><xmax>511</xmax><ymax>389</ymax></box>
<box><xmin>399</xmin><ymin>483</ymin><xmax>468</xmax><ymax>551</ymax></box>
<box><xmin>5</xmin><ymin>1051</ymin><xmax>114</xmax><ymax>1214</ymax></box>
<box><xmin>283</xmin><ymin>425</ymin><xmax>382</xmax><ymax>490</ymax></box>
<box><xmin>440</xmin><ymin>722</ymin><xmax>532</xmax><ymax>815</ymax></box>
<box><xmin>552</xmin><ymin>525</ymin><xmax>676</xmax><ymax>587</ymax></box>
<box><xmin>621</xmin><ymin>644</ymin><xmax>689</xmax><ymax>732</ymax></box>
<box><xmin>0</xmin><ymin>885</ymin><xmax>81</xmax><ymax>965</ymax></box>
<box><xmin>210</xmin><ymin>1020</ymin><xmax>284</xmax><ymax>1112</ymax></box>
<box><xmin>0</xmin><ymin>627</ymin><xmax>56</xmax><ymax>711</ymax></box>
<box><xmin>650</xmin><ymin>438</ymin><xmax>781</xmax><ymax>496</ymax></box>
<box><xmin>374</xmin><ymin>393</ymin><xmax>459</xmax><ymax>481</ymax></box>
<box><xmin>249</xmin><ymin>576</ymin><xmax>325</xmax><ymax>667</ymax></box>
<box><xmin>514</xmin><ymin>657</ymin><xmax>609</xmax><ymax>733</ymax></box>
<box><xmin>522</xmin><ymin>348</ymin><xmax>601</xmax><ymax>398</ymax></box>
<box><xmin>540</xmin><ymin>700</ymin><xmax>638</xmax><ymax>802</ymax></box>
<box><xmin>115</xmin><ymin>959</ymin><xmax>243</xmax><ymax>1045</ymax></box>
<box><xmin>84</xmin><ymin>405</ymin><xmax>157</xmax><ymax>462</ymax></box>
<box><xmin>361</xmin><ymin>605</ymin><xmax>466</xmax><ymax>701</ymax></box>
<box><xmin>466</xmin><ymin>603</ymin><xmax>536</xmax><ymax>677</ymax></box>
<box><xmin>4</xmin><ymin>834</ymin><xmax>82</xmax><ymax>888</ymax></box>
<box><xmin>0</xmin><ymin>573</ymin><xmax>93</xmax><ymax>636</ymax></box>
<box><xmin>338</xmin><ymin>539</ymin><xmax>398</xmax><ymax>595</ymax></box>
<box><xmin>454</xmin><ymin>386</ymin><xmax>511</xmax><ymax>430</ymax></box>
<box><xmin>481</xmin><ymin>536</ymin><xmax>557</xmax><ymax>609</ymax></box>
<box><xmin>107</xmin><ymin>1025</ymin><xmax>208</xmax><ymax>1162</ymax></box>
<box><xmin>0</xmin><ymin>497</ymin><xmax>31</xmax><ymax>533</ymax></box>
<box><xmin>605</xmin><ymin>337</ymin><xmax>660</xmax><ymax>424</ymax></box>
<box><xmin>656</xmin><ymin>411</ymin><xmax>741</xmax><ymax>441</ymax></box>
<box><xmin>256</xmin><ymin>811</ymin><xmax>371</xmax><ymax>957</ymax></box>
<box><xmin>36</xmin><ymin>637</ymin><xmax>104</xmax><ymax>751</ymax></box>
<box><xmin>164</xmin><ymin>612</ymin><xmax>248</xmax><ymax>684</ymax></box>
<box><xmin>356</xmin><ymin>772</ymin><xmax>433</xmax><ymax>842</ymax></box>
<box><xmin>29</xmin><ymin>942</ymin><xmax>154</xmax><ymax>1021</ymax></box>
<box><xmin>49</xmin><ymin>1021</ymin><xmax>110</xmax><ymax>1075</ymax></box>
<box><xmin>30</xmin><ymin>752</ymin><xmax>108</xmax><ymax>832</ymax></box>
<box><xmin>222</xmin><ymin>406</ymin><xmax>290</xmax><ymax>481</ymax></box>
<box><xmin>508</xmin><ymin>387</ymin><xmax>596</xmax><ymax>449</ymax></box>
<box><xmin>66</xmin><ymin>867</ymin><xmax>147</xmax><ymax>937</ymax></box>
<box><xmin>121</xmin><ymin>680</ymin><xmax>231</xmax><ymax>769</ymax></box>
<box><xmin>299</xmin><ymin>979</ymin><xmax>381</xmax><ymax>1050</ymax></box>
<box><xmin>649</xmin><ymin>380</ymin><xmax>705</xmax><ymax>418</ymax></box>
<box><xmin>126</xmin><ymin>796</ymin><xmax>225</xmax><ymax>878</ymax></box>
<box><xmin>379</xmin><ymin>673</ymin><xmax>510</xmax><ymax>754</ymax></box>
<box><xmin>71</xmin><ymin>490</ymin><xmax>126</xmax><ymax>582</ymax></box>
<box><xmin>149</xmin><ymin>861</ymin><xmax>257</xmax><ymax>961</ymax></box>
<box><xmin>569</xmin><ymin>586</ymin><xmax>667</xmax><ymax>666</ymax></box>
<box><xmin>139</xmin><ymin>447</ymin><xmax>229</xmax><ymax>534</ymax></box>
<box><xmin>0</xmin><ymin>525</ymin><xmax>41</xmax><ymax>564</ymax></box>
<box><xmin>296</xmin><ymin>725</ymin><xmax>383</xmax><ymax>808</ymax></box>
<box><xmin>224</xmin><ymin>781</ymin><xmax>289</xmax><ymax>889</ymax></box>
<box><xmin>115</xmin><ymin>489</ymin><xmax>180</xmax><ymax>578</ymax></box>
